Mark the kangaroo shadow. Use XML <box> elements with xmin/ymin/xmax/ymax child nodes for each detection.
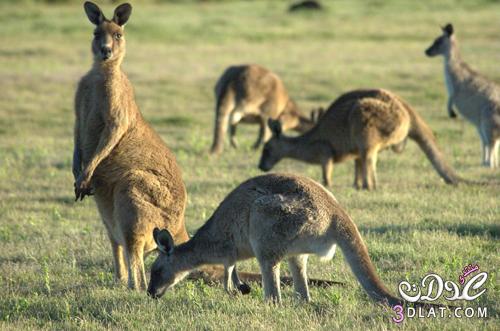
<box><xmin>359</xmin><ymin>223</ymin><xmax>500</xmax><ymax>239</ymax></box>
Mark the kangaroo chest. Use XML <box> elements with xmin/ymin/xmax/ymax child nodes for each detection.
<box><xmin>444</xmin><ymin>64</ymin><xmax>455</xmax><ymax>98</ymax></box>
<box><xmin>444</xmin><ymin>63</ymin><xmax>485</xmax><ymax>125</ymax></box>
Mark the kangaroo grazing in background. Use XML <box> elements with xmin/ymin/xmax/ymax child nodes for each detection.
<box><xmin>258</xmin><ymin>89</ymin><xmax>462</xmax><ymax>189</ymax></box>
<box><xmin>210</xmin><ymin>64</ymin><xmax>318</xmax><ymax>154</ymax></box>
<box><xmin>426</xmin><ymin>23</ymin><xmax>500</xmax><ymax>168</ymax></box>
<box><xmin>147</xmin><ymin>173</ymin><xmax>446</xmax><ymax>308</ymax></box>
<box><xmin>289</xmin><ymin>1</ymin><xmax>323</xmax><ymax>12</ymax></box>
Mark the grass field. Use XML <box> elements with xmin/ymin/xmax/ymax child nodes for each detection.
<box><xmin>0</xmin><ymin>0</ymin><xmax>499</xmax><ymax>329</ymax></box>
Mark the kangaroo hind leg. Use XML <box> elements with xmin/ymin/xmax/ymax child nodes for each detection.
<box><xmin>360</xmin><ymin>148</ymin><xmax>379</xmax><ymax>190</ymax></box>
<box><xmin>489</xmin><ymin>139</ymin><xmax>499</xmax><ymax>168</ymax></box>
<box><xmin>113</xmin><ymin>189</ymin><xmax>148</xmax><ymax>291</ymax></box>
<box><xmin>229</xmin><ymin>124</ymin><xmax>238</xmax><ymax>148</ymax></box>
<box><xmin>288</xmin><ymin>255</ymin><xmax>310</xmax><ymax>302</ymax></box>
<box><xmin>257</xmin><ymin>257</ymin><xmax>282</xmax><ymax>303</ymax></box>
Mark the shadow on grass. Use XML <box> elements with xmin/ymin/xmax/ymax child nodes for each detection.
<box><xmin>148</xmin><ymin>116</ymin><xmax>196</xmax><ymax>127</ymax></box>
<box><xmin>360</xmin><ymin>223</ymin><xmax>500</xmax><ymax>239</ymax></box>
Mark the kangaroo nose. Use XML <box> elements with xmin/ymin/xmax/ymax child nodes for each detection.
<box><xmin>101</xmin><ymin>47</ymin><xmax>112</xmax><ymax>60</ymax></box>
<box><xmin>147</xmin><ymin>288</ymin><xmax>157</xmax><ymax>299</ymax></box>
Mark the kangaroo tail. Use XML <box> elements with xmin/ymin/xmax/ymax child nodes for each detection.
<box><xmin>402</xmin><ymin>102</ymin><xmax>461</xmax><ymax>185</ymax></box>
<box><xmin>210</xmin><ymin>81</ymin><xmax>234</xmax><ymax>155</ymax></box>
<box><xmin>335</xmin><ymin>213</ymin><xmax>402</xmax><ymax>306</ymax></box>
<box><xmin>336</xmin><ymin>211</ymin><xmax>457</xmax><ymax>310</ymax></box>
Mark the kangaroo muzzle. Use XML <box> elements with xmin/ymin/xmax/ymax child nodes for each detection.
<box><xmin>258</xmin><ymin>160</ymin><xmax>272</xmax><ymax>172</ymax></box>
<box><xmin>101</xmin><ymin>46</ymin><xmax>112</xmax><ymax>60</ymax></box>
<box><xmin>147</xmin><ymin>284</ymin><xmax>165</xmax><ymax>299</ymax></box>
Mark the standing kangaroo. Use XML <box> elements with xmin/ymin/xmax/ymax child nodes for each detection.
<box><xmin>258</xmin><ymin>89</ymin><xmax>462</xmax><ymax>189</ymax></box>
<box><xmin>210</xmin><ymin>64</ymin><xmax>317</xmax><ymax>154</ymax></box>
<box><xmin>73</xmin><ymin>2</ymin><xmax>194</xmax><ymax>290</ymax></box>
<box><xmin>425</xmin><ymin>23</ymin><xmax>500</xmax><ymax>168</ymax></box>
<box><xmin>147</xmin><ymin>173</ymin><xmax>437</xmax><ymax>307</ymax></box>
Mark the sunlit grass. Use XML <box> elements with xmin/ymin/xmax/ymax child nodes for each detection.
<box><xmin>0</xmin><ymin>1</ymin><xmax>498</xmax><ymax>330</ymax></box>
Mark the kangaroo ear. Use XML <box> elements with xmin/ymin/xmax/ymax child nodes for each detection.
<box><xmin>442</xmin><ymin>23</ymin><xmax>454</xmax><ymax>36</ymax></box>
<box><xmin>267</xmin><ymin>119</ymin><xmax>282</xmax><ymax>137</ymax></box>
<box><xmin>153</xmin><ymin>228</ymin><xmax>174</xmax><ymax>255</ymax></box>
<box><xmin>84</xmin><ymin>1</ymin><xmax>104</xmax><ymax>25</ymax></box>
<box><xmin>310</xmin><ymin>107</ymin><xmax>325</xmax><ymax>122</ymax></box>
<box><xmin>113</xmin><ymin>3</ymin><xmax>132</xmax><ymax>26</ymax></box>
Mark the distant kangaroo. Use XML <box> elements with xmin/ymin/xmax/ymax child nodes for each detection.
<box><xmin>426</xmin><ymin>23</ymin><xmax>500</xmax><ymax>168</ymax></box>
<box><xmin>147</xmin><ymin>173</ymin><xmax>443</xmax><ymax>308</ymax></box>
<box><xmin>210</xmin><ymin>64</ymin><xmax>317</xmax><ymax>154</ymax></box>
<box><xmin>258</xmin><ymin>89</ymin><xmax>462</xmax><ymax>189</ymax></box>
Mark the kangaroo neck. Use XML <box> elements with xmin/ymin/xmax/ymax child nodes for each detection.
<box><xmin>173</xmin><ymin>228</ymin><xmax>225</xmax><ymax>271</ymax></box>
<box><xmin>282</xmin><ymin>135</ymin><xmax>321</xmax><ymax>163</ymax></box>
<box><xmin>443</xmin><ymin>41</ymin><xmax>464</xmax><ymax>96</ymax></box>
<box><xmin>93</xmin><ymin>59</ymin><xmax>129</xmax><ymax>102</ymax></box>
<box><xmin>93</xmin><ymin>59</ymin><xmax>124</xmax><ymax>84</ymax></box>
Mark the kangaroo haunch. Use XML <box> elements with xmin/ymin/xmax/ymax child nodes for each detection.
<box><xmin>259</xmin><ymin>89</ymin><xmax>464</xmax><ymax>189</ymax></box>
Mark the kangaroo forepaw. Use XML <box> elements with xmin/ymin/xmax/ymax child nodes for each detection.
<box><xmin>238</xmin><ymin>283</ymin><xmax>251</xmax><ymax>295</ymax></box>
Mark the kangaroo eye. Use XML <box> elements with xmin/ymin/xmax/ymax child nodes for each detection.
<box><xmin>114</xmin><ymin>33</ymin><xmax>122</xmax><ymax>40</ymax></box>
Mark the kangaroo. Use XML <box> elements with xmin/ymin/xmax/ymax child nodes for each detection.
<box><xmin>210</xmin><ymin>64</ymin><xmax>317</xmax><ymax>154</ymax></box>
<box><xmin>72</xmin><ymin>1</ymin><xmax>194</xmax><ymax>290</ymax></box>
<box><xmin>289</xmin><ymin>0</ymin><xmax>323</xmax><ymax>12</ymax></box>
<box><xmin>258</xmin><ymin>89</ymin><xmax>462</xmax><ymax>189</ymax></box>
<box><xmin>73</xmin><ymin>2</ymin><xmax>330</xmax><ymax>292</ymax></box>
<box><xmin>147</xmin><ymin>173</ymin><xmax>445</xmax><ymax>308</ymax></box>
<box><xmin>425</xmin><ymin>23</ymin><xmax>500</xmax><ymax>168</ymax></box>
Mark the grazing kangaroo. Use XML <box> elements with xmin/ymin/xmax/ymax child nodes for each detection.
<box><xmin>210</xmin><ymin>64</ymin><xmax>317</xmax><ymax>154</ymax></box>
<box><xmin>258</xmin><ymin>89</ymin><xmax>462</xmax><ymax>189</ymax></box>
<box><xmin>426</xmin><ymin>23</ymin><xmax>500</xmax><ymax>168</ymax></box>
<box><xmin>147</xmin><ymin>173</ymin><xmax>442</xmax><ymax>308</ymax></box>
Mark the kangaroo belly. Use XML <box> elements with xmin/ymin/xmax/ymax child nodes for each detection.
<box><xmin>454</xmin><ymin>93</ymin><xmax>487</xmax><ymax>125</ymax></box>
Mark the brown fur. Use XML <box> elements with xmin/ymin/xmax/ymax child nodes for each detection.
<box><xmin>210</xmin><ymin>64</ymin><xmax>316</xmax><ymax>154</ymax></box>
<box><xmin>74</xmin><ymin>2</ymin><xmax>332</xmax><ymax>291</ymax></box>
<box><xmin>148</xmin><ymin>173</ymin><xmax>441</xmax><ymax>308</ymax></box>
<box><xmin>74</xmin><ymin>2</ymin><xmax>191</xmax><ymax>290</ymax></box>
<box><xmin>259</xmin><ymin>89</ymin><xmax>462</xmax><ymax>189</ymax></box>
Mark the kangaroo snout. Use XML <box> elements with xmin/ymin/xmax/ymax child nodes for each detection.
<box><xmin>101</xmin><ymin>46</ymin><xmax>112</xmax><ymax>60</ymax></box>
<box><xmin>147</xmin><ymin>286</ymin><xmax>162</xmax><ymax>299</ymax></box>
<box><xmin>258</xmin><ymin>161</ymin><xmax>271</xmax><ymax>172</ymax></box>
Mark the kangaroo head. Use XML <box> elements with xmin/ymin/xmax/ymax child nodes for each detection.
<box><xmin>84</xmin><ymin>2</ymin><xmax>132</xmax><ymax>63</ymax></box>
<box><xmin>147</xmin><ymin>228</ymin><xmax>189</xmax><ymax>299</ymax></box>
<box><xmin>259</xmin><ymin>119</ymin><xmax>286</xmax><ymax>171</ymax></box>
<box><xmin>425</xmin><ymin>23</ymin><xmax>454</xmax><ymax>57</ymax></box>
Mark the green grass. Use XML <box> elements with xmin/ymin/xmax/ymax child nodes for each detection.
<box><xmin>0</xmin><ymin>0</ymin><xmax>499</xmax><ymax>330</ymax></box>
